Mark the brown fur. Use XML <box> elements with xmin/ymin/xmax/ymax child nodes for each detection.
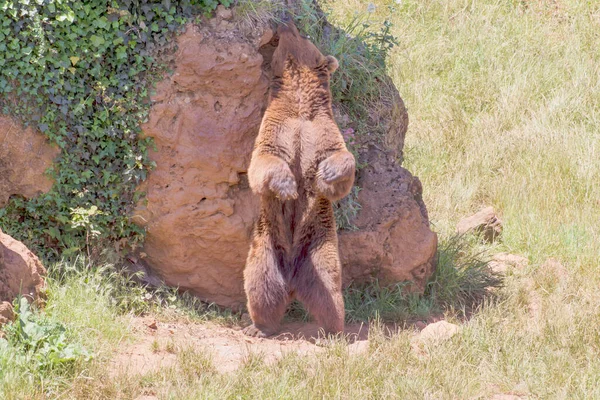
<box><xmin>243</xmin><ymin>20</ymin><xmax>355</xmax><ymax>337</ymax></box>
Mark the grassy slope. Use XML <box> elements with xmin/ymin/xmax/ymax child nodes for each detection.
<box><xmin>2</xmin><ymin>0</ymin><xmax>600</xmax><ymax>398</ymax></box>
<box><xmin>324</xmin><ymin>0</ymin><xmax>600</xmax><ymax>397</ymax></box>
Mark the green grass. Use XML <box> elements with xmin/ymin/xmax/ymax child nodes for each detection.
<box><xmin>2</xmin><ymin>0</ymin><xmax>600</xmax><ymax>398</ymax></box>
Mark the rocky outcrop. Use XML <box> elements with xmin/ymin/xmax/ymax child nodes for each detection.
<box><xmin>338</xmin><ymin>147</ymin><xmax>437</xmax><ymax>291</ymax></box>
<box><xmin>135</xmin><ymin>12</ymin><xmax>437</xmax><ymax>308</ymax></box>
<box><xmin>0</xmin><ymin>229</ymin><xmax>47</xmax><ymax>328</ymax></box>
<box><xmin>134</xmin><ymin>20</ymin><xmax>268</xmax><ymax>307</ymax></box>
<box><xmin>0</xmin><ymin>115</ymin><xmax>60</xmax><ymax>207</ymax></box>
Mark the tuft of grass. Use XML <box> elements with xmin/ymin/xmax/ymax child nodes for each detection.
<box><xmin>426</xmin><ymin>235</ymin><xmax>503</xmax><ymax>312</ymax></box>
<box><xmin>50</xmin><ymin>254</ymin><xmax>241</xmax><ymax>326</ymax></box>
<box><xmin>235</xmin><ymin>0</ymin><xmax>285</xmax><ymax>26</ymax></box>
<box><xmin>343</xmin><ymin>235</ymin><xmax>501</xmax><ymax>324</ymax></box>
<box><xmin>344</xmin><ymin>281</ymin><xmax>433</xmax><ymax>323</ymax></box>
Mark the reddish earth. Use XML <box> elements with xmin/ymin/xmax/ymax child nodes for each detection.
<box><xmin>110</xmin><ymin>313</ymin><xmax>456</xmax><ymax>376</ymax></box>
<box><xmin>111</xmin><ymin>317</ymin><xmax>374</xmax><ymax>375</ymax></box>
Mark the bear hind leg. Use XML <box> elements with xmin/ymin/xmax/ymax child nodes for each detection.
<box><xmin>291</xmin><ymin>241</ymin><xmax>345</xmax><ymax>336</ymax></box>
<box><xmin>244</xmin><ymin>236</ymin><xmax>290</xmax><ymax>338</ymax></box>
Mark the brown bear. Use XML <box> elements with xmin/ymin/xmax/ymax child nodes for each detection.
<box><xmin>243</xmin><ymin>18</ymin><xmax>356</xmax><ymax>338</ymax></box>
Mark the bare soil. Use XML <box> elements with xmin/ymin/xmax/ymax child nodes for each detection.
<box><xmin>111</xmin><ymin>317</ymin><xmax>376</xmax><ymax>375</ymax></box>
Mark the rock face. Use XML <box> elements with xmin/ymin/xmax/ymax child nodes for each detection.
<box><xmin>135</xmin><ymin>15</ymin><xmax>437</xmax><ymax>308</ymax></box>
<box><xmin>0</xmin><ymin>115</ymin><xmax>60</xmax><ymax>207</ymax></box>
<box><xmin>134</xmin><ymin>21</ymin><xmax>267</xmax><ymax>307</ymax></box>
<box><xmin>338</xmin><ymin>147</ymin><xmax>437</xmax><ymax>291</ymax></box>
<box><xmin>0</xmin><ymin>229</ymin><xmax>47</xmax><ymax>328</ymax></box>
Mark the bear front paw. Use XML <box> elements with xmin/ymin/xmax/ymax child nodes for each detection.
<box><xmin>269</xmin><ymin>172</ymin><xmax>298</xmax><ymax>201</ymax></box>
<box><xmin>317</xmin><ymin>151</ymin><xmax>355</xmax><ymax>184</ymax></box>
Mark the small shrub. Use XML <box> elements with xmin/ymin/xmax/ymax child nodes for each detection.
<box><xmin>1</xmin><ymin>298</ymin><xmax>91</xmax><ymax>376</ymax></box>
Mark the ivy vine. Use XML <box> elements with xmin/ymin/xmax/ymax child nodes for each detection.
<box><xmin>0</xmin><ymin>0</ymin><xmax>230</xmax><ymax>260</ymax></box>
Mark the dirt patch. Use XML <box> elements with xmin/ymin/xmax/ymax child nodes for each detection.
<box><xmin>111</xmin><ymin>317</ymin><xmax>375</xmax><ymax>375</ymax></box>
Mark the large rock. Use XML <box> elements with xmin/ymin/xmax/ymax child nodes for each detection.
<box><xmin>0</xmin><ymin>115</ymin><xmax>60</xmax><ymax>207</ymax></box>
<box><xmin>134</xmin><ymin>20</ymin><xmax>267</xmax><ymax>307</ymax></box>
<box><xmin>0</xmin><ymin>229</ymin><xmax>47</xmax><ymax>328</ymax></box>
<box><xmin>338</xmin><ymin>147</ymin><xmax>437</xmax><ymax>291</ymax></box>
<box><xmin>135</xmin><ymin>14</ymin><xmax>437</xmax><ymax>308</ymax></box>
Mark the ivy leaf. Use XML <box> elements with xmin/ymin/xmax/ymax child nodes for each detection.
<box><xmin>56</xmin><ymin>10</ymin><xmax>75</xmax><ymax>23</ymax></box>
<box><xmin>89</xmin><ymin>35</ymin><xmax>105</xmax><ymax>47</ymax></box>
<box><xmin>69</xmin><ymin>56</ymin><xmax>80</xmax><ymax>66</ymax></box>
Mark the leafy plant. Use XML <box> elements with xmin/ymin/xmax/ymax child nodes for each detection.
<box><xmin>2</xmin><ymin>297</ymin><xmax>91</xmax><ymax>371</ymax></box>
<box><xmin>0</xmin><ymin>0</ymin><xmax>231</xmax><ymax>261</ymax></box>
<box><xmin>68</xmin><ymin>205</ymin><xmax>104</xmax><ymax>259</ymax></box>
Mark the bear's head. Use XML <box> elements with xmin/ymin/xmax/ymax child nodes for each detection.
<box><xmin>271</xmin><ymin>17</ymin><xmax>338</xmax><ymax>78</ymax></box>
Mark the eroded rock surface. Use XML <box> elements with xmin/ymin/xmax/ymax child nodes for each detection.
<box><xmin>338</xmin><ymin>147</ymin><xmax>437</xmax><ymax>291</ymax></box>
<box><xmin>134</xmin><ymin>21</ymin><xmax>268</xmax><ymax>307</ymax></box>
<box><xmin>136</xmin><ymin>15</ymin><xmax>437</xmax><ymax>308</ymax></box>
<box><xmin>0</xmin><ymin>115</ymin><xmax>60</xmax><ymax>207</ymax></box>
<box><xmin>0</xmin><ymin>229</ymin><xmax>47</xmax><ymax>328</ymax></box>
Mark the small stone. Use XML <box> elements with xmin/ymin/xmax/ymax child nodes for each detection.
<box><xmin>216</xmin><ymin>5</ymin><xmax>233</xmax><ymax>21</ymax></box>
<box><xmin>418</xmin><ymin>320</ymin><xmax>460</xmax><ymax>343</ymax></box>
<box><xmin>259</xmin><ymin>28</ymin><xmax>274</xmax><ymax>47</ymax></box>
<box><xmin>488</xmin><ymin>253</ymin><xmax>528</xmax><ymax>274</ymax></box>
<box><xmin>457</xmin><ymin>206</ymin><xmax>502</xmax><ymax>242</ymax></box>
<box><xmin>0</xmin><ymin>301</ymin><xmax>15</xmax><ymax>329</ymax></box>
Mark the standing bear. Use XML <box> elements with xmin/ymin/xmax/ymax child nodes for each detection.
<box><xmin>243</xmin><ymin>18</ymin><xmax>356</xmax><ymax>337</ymax></box>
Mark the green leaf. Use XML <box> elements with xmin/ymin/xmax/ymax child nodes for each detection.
<box><xmin>89</xmin><ymin>35</ymin><xmax>105</xmax><ymax>47</ymax></box>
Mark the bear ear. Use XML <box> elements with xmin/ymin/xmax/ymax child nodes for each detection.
<box><xmin>326</xmin><ymin>55</ymin><xmax>339</xmax><ymax>73</ymax></box>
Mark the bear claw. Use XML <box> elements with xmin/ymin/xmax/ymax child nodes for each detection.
<box><xmin>243</xmin><ymin>324</ymin><xmax>273</xmax><ymax>338</ymax></box>
<box><xmin>270</xmin><ymin>175</ymin><xmax>298</xmax><ymax>200</ymax></box>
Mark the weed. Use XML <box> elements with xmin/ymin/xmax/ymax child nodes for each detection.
<box><xmin>426</xmin><ymin>235</ymin><xmax>503</xmax><ymax>312</ymax></box>
<box><xmin>150</xmin><ymin>339</ymin><xmax>160</xmax><ymax>353</ymax></box>
<box><xmin>334</xmin><ymin>185</ymin><xmax>362</xmax><ymax>230</ymax></box>
<box><xmin>2</xmin><ymin>297</ymin><xmax>91</xmax><ymax>370</ymax></box>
